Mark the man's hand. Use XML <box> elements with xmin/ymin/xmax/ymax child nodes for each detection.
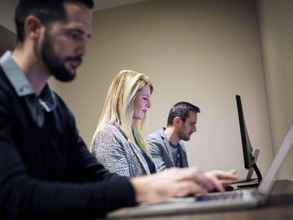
<box><xmin>205</xmin><ymin>170</ymin><xmax>239</xmax><ymax>191</ymax></box>
<box><xmin>130</xmin><ymin>168</ymin><xmax>219</xmax><ymax>204</ymax></box>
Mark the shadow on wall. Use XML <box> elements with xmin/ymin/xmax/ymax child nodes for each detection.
<box><xmin>0</xmin><ymin>25</ymin><xmax>16</xmax><ymax>55</ymax></box>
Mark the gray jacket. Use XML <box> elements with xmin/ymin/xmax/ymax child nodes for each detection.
<box><xmin>147</xmin><ymin>128</ymin><xmax>189</xmax><ymax>171</ymax></box>
<box><xmin>91</xmin><ymin>123</ymin><xmax>154</xmax><ymax>177</ymax></box>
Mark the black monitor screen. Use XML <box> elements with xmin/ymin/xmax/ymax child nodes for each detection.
<box><xmin>236</xmin><ymin>95</ymin><xmax>256</xmax><ymax>169</ymax></box>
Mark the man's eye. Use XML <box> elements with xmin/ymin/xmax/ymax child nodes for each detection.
<box><xmin>68</xmin><ymin>31</ymin><xmax>82</xmax><ymax>40</ymax></box>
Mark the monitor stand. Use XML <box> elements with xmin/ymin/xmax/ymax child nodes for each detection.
<box><xmin>232</xmin><ymin>149</ymin><xmax>262</xmax><ymax>188</ymax></box>
<box><xmin>246</xmin><ymin>149</ymin><xmax>261</xmax><ymax>180</ymax></box>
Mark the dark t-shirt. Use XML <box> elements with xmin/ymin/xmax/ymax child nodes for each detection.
<box><xmin>169</xmin><ymin>142</ymin><xmax>184</xmax><ymax>168</ymax></box>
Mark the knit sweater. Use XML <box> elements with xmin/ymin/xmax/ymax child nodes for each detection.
<box><xmin>0</xmin><ymin>66</ymin><xmax>136</xmax><ymax>219</ymax></box>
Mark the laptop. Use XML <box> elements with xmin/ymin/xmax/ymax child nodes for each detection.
<box><xmin>108</xmin><ymin>122</ymin><xmax>293</xmax><ymax>218</ymax></box>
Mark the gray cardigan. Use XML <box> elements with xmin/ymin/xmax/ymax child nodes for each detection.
<box><xmin>91</xmin><ymin>123</ymin><xmax>154</xmax><ymax>177</ymax></box>
<box><xmin>147</xmin><ymin>128</ymin><xmax>189</xmax><ymax>171</ymax></box>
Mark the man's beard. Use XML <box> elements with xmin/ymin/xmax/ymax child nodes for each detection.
<box><xmin>41</xmin><ymin>31</ymin><xmax>80</xmax><ymax>82</ymax></box>
<box><xmin>178</xmin><ymin>129</ymin><xmax>191</xmax><ymax>141</ymax></box>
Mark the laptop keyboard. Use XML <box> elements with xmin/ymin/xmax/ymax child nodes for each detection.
<box><xmin>196</xmin><ymin>191</ymin><xmax>244</xmax><ymax>202</ymax></box>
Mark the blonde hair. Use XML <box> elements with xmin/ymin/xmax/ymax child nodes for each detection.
<box><xmin>91</xmin><ymin>70</ymin><xmax>153</xmax><ymax>151</ymax></box>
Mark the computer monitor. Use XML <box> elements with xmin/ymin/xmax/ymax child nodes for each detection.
<box><xmin>236</xmin><ymin>95</ymin><xmax>262</xmax><ymax>183</ymax></box>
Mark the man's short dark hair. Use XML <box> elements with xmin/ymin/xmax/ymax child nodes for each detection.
<box><xmin>15</xmin><ymin>0</ymin><xmax>94</xmax><ymax>42</ymax></box>
<box><xmin>167</xmin><ymin>101</ymin><xmax>200</xmax><ymax>126</ymax></box>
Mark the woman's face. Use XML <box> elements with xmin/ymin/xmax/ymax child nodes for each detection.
<box><xmin>133</xmin><ymin>85</ymin><xmax>151</xmax><ymax>120</ymax></box>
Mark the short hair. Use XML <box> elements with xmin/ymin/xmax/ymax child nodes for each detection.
<box><xmin>15</xmin><ymin>0</ymin><xmax>94</xmax><ymax>42</ymax></box>
<box><xmin>167</xmin><ymin>101</ymin><xmax>200</xmax><ymax>126</ymax></box>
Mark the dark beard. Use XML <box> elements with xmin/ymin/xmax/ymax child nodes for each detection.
<box><xmin>178</xmin><ymin>129</ymin><xmax>191</xmax><ymax>141</ymax></box>
<box><xmin>41</xmin><ymin>30</ymin><xmax>77</xmax><ymax>82</ymax></box>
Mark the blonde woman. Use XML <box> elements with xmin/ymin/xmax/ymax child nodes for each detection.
<box><xmin>91</xmin><ymin>70</ymin><xmax>156</xmax><ymax>176</ymax></box>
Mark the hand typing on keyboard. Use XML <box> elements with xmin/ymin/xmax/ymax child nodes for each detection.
<box><xmin>205</xmin><ymin>170</ymin><xmax>239</xmax><ymax>192</ymax></box>
<box><xmin>208</xmin><ymin>184</ymin><xmax>234</xmax><ymax>193</ymax></box>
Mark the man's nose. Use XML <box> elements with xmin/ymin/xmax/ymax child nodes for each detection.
<box><xmin>147</xmin><ymin>100</ymin><xmax>151</xmax><ymax>109</ymax></box>
<box><xmin>77</xmin><ymin>42</ymin><xmax>86</xmax><ymax>57</ymax></box>
<box><xmin>76</xmin><ymin>38</ymin><xmax>88</xmax><ymax>57</ymax></box>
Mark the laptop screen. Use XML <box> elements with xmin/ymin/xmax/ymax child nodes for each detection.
<box><xmin>258</xmin><ymin>123</ymin><xmax>293</xmax><ymax>194</ymax></box>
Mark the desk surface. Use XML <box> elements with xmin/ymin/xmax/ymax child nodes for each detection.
<box><xmin>107</xmin><ymin>180</ymin><xmax>293</xmax><ymax>220</ymax></box>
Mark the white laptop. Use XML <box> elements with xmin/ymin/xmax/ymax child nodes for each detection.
<box><xmin>108</xmin><ymin>123</ymin><xmax>293</xmax><ymax>218</ymax></box>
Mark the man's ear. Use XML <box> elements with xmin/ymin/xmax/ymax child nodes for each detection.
<box><xmin>24</xmin><ymin>15</ymin><xmax>43</xmax><ymax>40</ymax></box>
<box><xmin>173</xmin><ymin>116</ymin><xmax>183</xmax><ymax>127</ymax></box>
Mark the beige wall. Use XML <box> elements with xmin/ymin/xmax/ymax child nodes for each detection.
<box><xmin>0</xmin><ymin>26</ymin><xmax>16</xmax><ymax>54</ymax></box>
<box><xmin>0</xmin><ymin>0</ymin><xmax>17</xmax><ymax>32</ymax></box>
<box><xmin>55</xmin><ymin>0</ymin><xmax>273</xmax><ymax>178</ymax></box>
<box><xmin>259</xmin><ymin>0</ymin><xmax>293</xmax><ymax>180</ymax></box>
<box><xmin>0</xmin><ymin>0</ymin><xmax>290</xmax><ymax>180</ymax></box>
